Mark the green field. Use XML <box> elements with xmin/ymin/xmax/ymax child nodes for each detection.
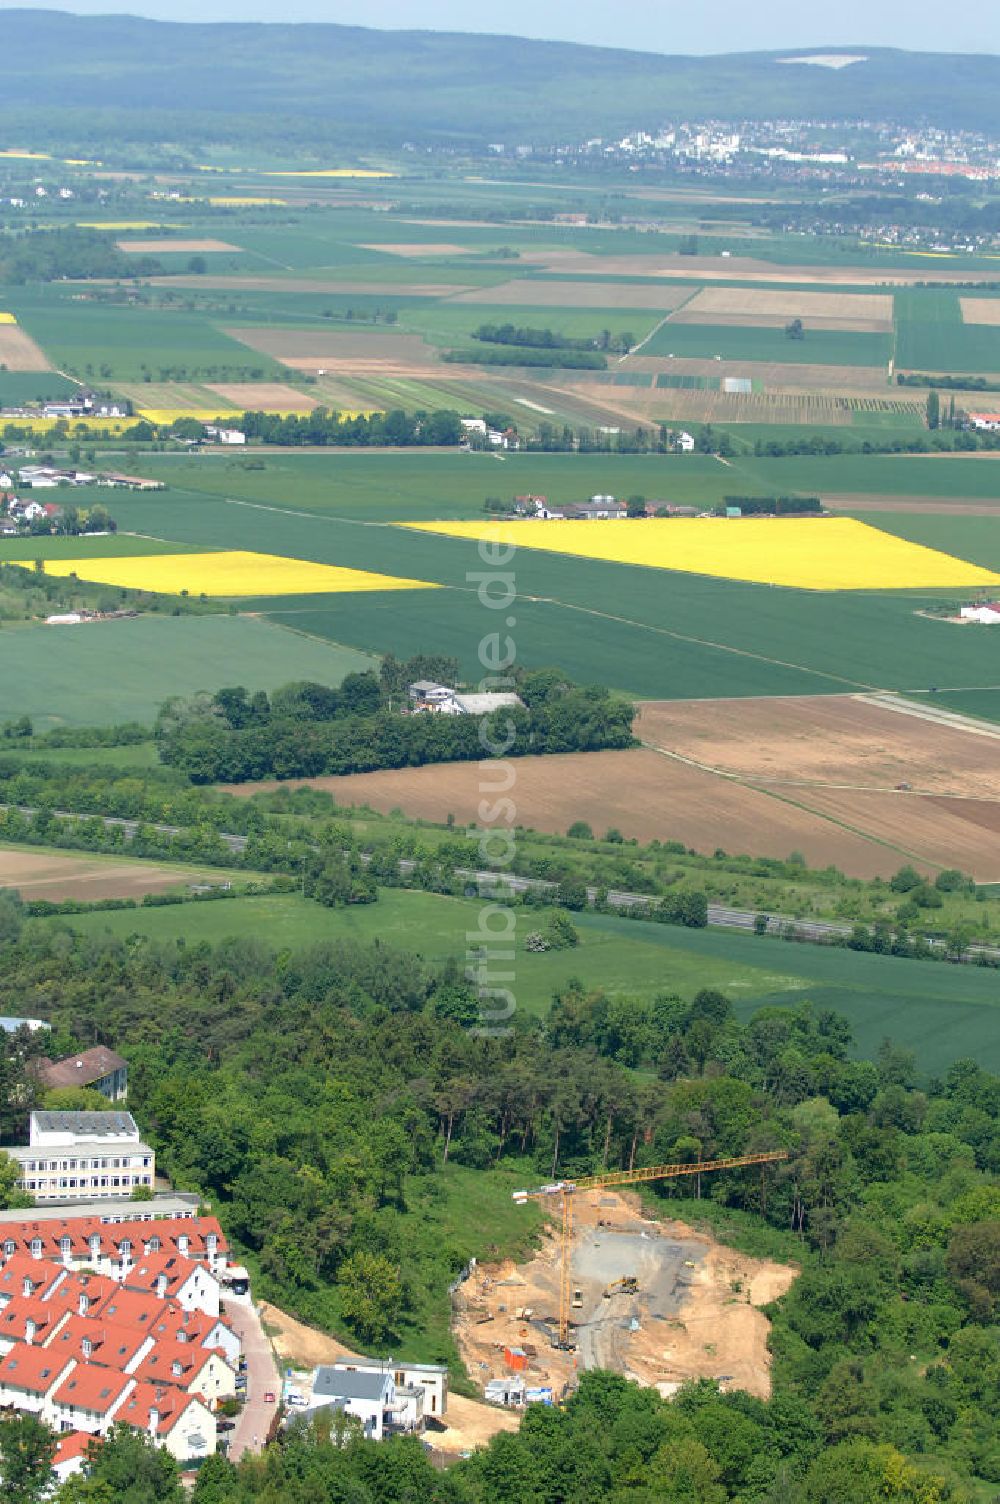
<box><xmin>0</xmin><ymin>614</ymin><xmax>377</xmax><ymax>727</ymax></box>
<box><xmin>7</xmin><ymin>289</ymin><xmax>287</xmax><ymax>382</ymax></box>
<box><xmin>849</xmin><ymin>511</ymin><xmax>1000</xmax><ymax>571</ymax></box>
<box><xmin>642</xmin><ymin>321</ymin><xmax>891</xmax><ymax>367</ymax></box>
<box><xmin>43</xmin><ymin>889</ymin><xmax>1000</xmax><ymax>1072</ymax></box>
<box><xmin>0</xmin><ymin>371</ymin><xmax>79</xmax><ymax>405</ymax></box>
<box><xmin>0</xmin><ymin>534</ymin><xmax>202</xmax><ymax>562</ymax></box>
<box><xmin>895</xmin><ymin>289</ymin><xmax>1000</xmax><ymax>373</ymax></box>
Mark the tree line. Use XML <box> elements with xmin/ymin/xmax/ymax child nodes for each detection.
<box><xmin>235</xmin><ymin>407</ymin><xmax>465</xmax><ymax>447</ymax></box>
<box><xmin>154</xmin><ymin>667</ymin><xmax>636</xmax><ymax>783</ymax></box>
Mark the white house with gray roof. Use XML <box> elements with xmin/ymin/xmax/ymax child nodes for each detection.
<box><xmin>306</xmin><ymin>1366</ymin><xmax>394</xmax><ymax>1439</ymax></box>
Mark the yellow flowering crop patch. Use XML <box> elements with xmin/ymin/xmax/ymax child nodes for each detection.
<box><xmin>76</xmin><ymin>221</ymin><xmax>167</xmax><ymax>230</ymax></box>
<box><xmin>0</xmin><ymin>313</ymin><xmax>16</xmax><ymax>326</ymax></box>
<box><xmin>22</xmin><ymin>550</ymin><xmax>439</xmax><ymax>599</ymax></box>
<box><xmin>0</xmin><ymin>416</ymin><xmax>139</xmax><ymax>434</ymax></box>
<box><xmin>404</xmin><ymin>517</ymin><xmax>1000</xmax><ymax>592</ymax></box>
<box><xmin>137</xmin><ymin>408</ymin><xmax>238</xmax><ymax>424</ymax></box>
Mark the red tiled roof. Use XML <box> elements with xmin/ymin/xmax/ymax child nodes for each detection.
<box><xmin>0</xmin><ymin>1256</ymin><xmax>64</xmax><ymax>1299</ymax></box>
<box><xmin>117</xmin><ymin>1379</ymin><xmax>201</xmax><ymax>1435</ymax></box>
<box><xmin>52</xmin><ymin>1363</ymin><xmax>133</xmax><ymax>1414</ymax></box>
<box><xmin>0</xmin><ymin>1343</ymin><xmax>73</xmax><ymax>1394</ymax></box>
<box><xmin>46</xmin><ymin>1313</ymin><xmax>149</xmax><ymax>1368</ymax></box>
<box><xmin>0</xmin><ymin>1215</ymin><xmax>226</xmax><ymax>1265</ymax></box>
<box><xmin>53</xmin><ymin>1430</ymin><xmax>94</xmax><ymax>1467</ymax></box>
<box><xmin>132</xmin><ymin>1338</ymin><xmax>214</xmax><ymax>1389</ymax></box>
<box><xmin>90</xmin><ymin>1288</ymin><xmax>168</xmax><ymax>1331</ymax></box>
<box><xmin>0</xmin><ymin>1295</ymin><xmax>63</xmax><ymax>1340</ymax></box>
<box><xmin>44</xmin><ymin>1273</ymin><xmax>120</xmax><ymax>1317</ymax></box>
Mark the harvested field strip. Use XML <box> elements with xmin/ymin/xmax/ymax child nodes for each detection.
<box><xmin>205</xmin><ymin>383</ymin><xmax>318</xmax><ymax>411</ymax></box>
<box><xmin>0</xmin><ymin>845</ymin><xmax>224</xmax><ymax>902</ymax></box>
<box><xmin>785</xmin><ymin>786</ymin><xmax>1000</xmax><ymax>881</ymax></box>
<box><xmin>667</xmin><ymin>312</ymin><xmax>892</xmax><ymax>332</ymax></box>
<box><xmin>405</xmin><ymin>517</ymin><xmax>1000</xmax><ymax>591</ymax></box>
<box><xmin>960</xmin><ymin>297</ymin><xmax>1000</xmax><ymax>325</ymax></box>
<box><xmin>635</xmin><ymin>694</ymin><xmax>1000</xmax><ymax>798</ymax></box>
<box><xmin>223</xmin><ymin>748</ymin><xmax>923</xmax><ymax>878</ymax></box>
<box><xmin>18</xmin><ymin>550</ymin><xmax>440</xmax><ymax>598</ymax></box>
<box><xmin>680</xmin><ymin>287</ymin><xmax>893</xmax><ymax>321</ymax></box>
<box><xmin>623</xmin><ymin>357</ymin><xmax>890</xmax><ymax>390</ymax></box>
<box><xmin>0</xmin><ymin>324</ymin><xmax>53</xmax><ymax>370</ymax></box>
<box><xmin>117</xmin><ymin>238</ymin><xmax>241</xmax><ymax>253</ymax></box>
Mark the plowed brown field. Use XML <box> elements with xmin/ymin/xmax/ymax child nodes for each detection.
<box><xmin>223</xmin><ymin>748</ymin><xmax>924</xmax><ymax>878</ymax></box>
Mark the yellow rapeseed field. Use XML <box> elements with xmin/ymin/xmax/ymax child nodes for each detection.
<box><xmin>404</xmin><ymin>517</ymin><xmax>1000</xmax><ymax>592</ymax></box>
<box><xmin>76</xmin><ymin>221</ymin><xmax>167</xmax><ymax>230</ymax></box>
<box><xmin>137</xmin><ymin>409</ymin><xmax>238</xmax><ymax>424</ymax></box>
<box><xmin>0</xmin><ymin>417</ymin><xmax>138</xmax><ymax>434</ymax></box>
<box><xmin>0</xmin><ymin>313</ymin><xmax>17</xmax><ymax>326</ymax></box>
<box><xmin>135</xmin><ymin>408</ymin><xmax>373</xmax><ymax>423</ymax></box>
<box><xmin>24</xmin><ymin>550</ymin><xmax>439</xmax><ymax>599</ymax></box>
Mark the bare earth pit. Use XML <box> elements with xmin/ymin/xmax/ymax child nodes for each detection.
<box><xmin>453</xmin><ymin>1191</ymin><xmax>797</xmax><ymax>1402</ymax></box>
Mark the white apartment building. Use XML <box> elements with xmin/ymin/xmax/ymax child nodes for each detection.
<box><xmin>5</xmin><ymin>1113</ymin><xmax>155</xmax><ymax>1203</ymax></box>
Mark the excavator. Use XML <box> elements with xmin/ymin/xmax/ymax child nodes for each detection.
<box><xmin>603</xmin><ymin>1276</ymin><xmax>639</xmax><ymax>1299</ymax></box>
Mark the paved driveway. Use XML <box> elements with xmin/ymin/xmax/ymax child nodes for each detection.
<box><xmin>224</xmin><ymin>1298</ymin><xmax>281</xmax><ymax>1459</ymax></box>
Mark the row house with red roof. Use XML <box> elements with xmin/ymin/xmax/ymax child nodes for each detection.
<box><xmin>0</xmin><ymin>1212</ymin><xmax>229</xmax><ymax>1292</ymax></box>
<box><xmin>0</xmin><ymin>1213</ymin><xmax>243</xmax><ymax>1463</ymax></box>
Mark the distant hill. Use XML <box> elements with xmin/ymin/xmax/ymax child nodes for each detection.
<box><xmin>3</xmin><ymin>12</ymin><xmax>1000</xmax><ymax>149</ymax></box>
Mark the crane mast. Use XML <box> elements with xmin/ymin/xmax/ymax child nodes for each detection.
<box><xmin>513</xmin><ymin>1149</ymin><xmax>788</xmax><ymax>1348</ymax></box>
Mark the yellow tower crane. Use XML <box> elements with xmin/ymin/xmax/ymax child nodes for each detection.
<box><xmin>513</xmin><ymin>1149</ymin><xmax>789</xmax><ymax>1349</ymax></box>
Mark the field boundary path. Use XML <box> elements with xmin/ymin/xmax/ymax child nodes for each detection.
<box><xmin>857</xmin><ymin>691</ymin><xmax>1000</xmax><ymax>740</ymax></box>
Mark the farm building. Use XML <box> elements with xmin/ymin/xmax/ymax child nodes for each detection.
<box><xmin>960</xmin><ymin>603</ymin><xmax>1000</xmax><ymax>623</ymax></box>
<box><xmin>968</xmin><ymin>413</ymin><xmax>1000</xmax><ymax>431</ymax></box>
<box><xmin>408</xmin><ymin>681</ymin><xmax>523</xmax><ymax>717</ymax></box>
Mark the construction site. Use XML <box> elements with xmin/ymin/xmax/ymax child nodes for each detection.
<box><xmin>453</xmin><ymin>1177</ymin><xmax>797</xmax><ymax>1405</ymax></box>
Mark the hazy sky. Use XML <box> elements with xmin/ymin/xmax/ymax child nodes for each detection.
<box><xmin>1</xmin><ymin>0</ymin><xmax>992</xmax><ymax>55</ymax></box>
